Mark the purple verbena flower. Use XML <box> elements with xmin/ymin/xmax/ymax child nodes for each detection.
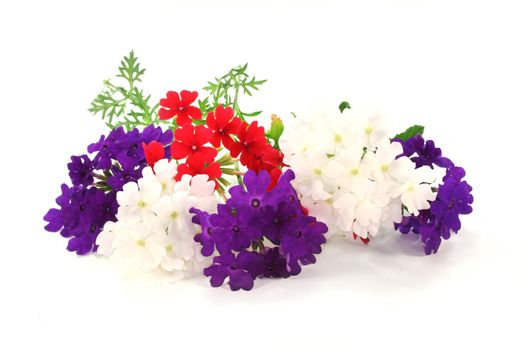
<box><xmin>192</xmin><ymin>169</ymin><xmax>328</xmax><ymax>291</ymax></box>
<box><xmin>260</xmin><ymin>247</ymin><xmax>292</xmax><ymax>278</ymax></box>
<box><xmin>394</xmin><ymin>134</ymin><xmax>474</xmax><ymax>255</ymax></box>
<box><xmin>209</xmin><ymin>204</ymin><xmax>261</xmax><ymax>254</ymax></box>
<box><xmin>431</xmin><ymin>166</ymin><xmax>474</xmax><ymax>232</ymax></box>
<box><xmin>45</xmin><ymin>126</ymin><xmax>172</xmax><ymax>255</ymax></box>
<box><xmin>68</xmin><ymin>155</ymin><xmax>94</xmax><ymax>186</ymax></box>
<box><xmin>88</xmin><ymin>125</ymin><xmax>172</xmax><ymax>171</ymax></box>
<box><xmin>397</xmin><ymin>135</ymin><xmax>453</xmax><ymax>169</ymax></box>
<box><xmin>44</xmin><ymin>186</ymin><xmax>117</xmax><ymax>255</ymax></box>
<box><xmin>280</xmin><ymin>215</ymin><xmax>327</xmax><ymax>267</ymax></box>
<box><xmin>191</xmin><ymin>208</ymin><xmax>216</xmax><ymax>257</ymax></box>
<box><xmin>203</xmin><ymin>251</ymin><xmax>263</xmax><ymax>291</ymax></box>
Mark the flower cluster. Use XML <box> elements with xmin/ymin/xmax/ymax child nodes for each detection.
<box><xmin>96</xmin><ymin>159</ymin><xmax>218</xmax><ymax>278</ymax></box>
<box><xmin>45</xmin><ymin>52</ymin><xmax>475</xmax><ymax>290</ymax></box>
<box><xmin>159</xmin><ymin>93</ymin><xmax>284</xmax><ymax>191</ymax></box>
<box><xmin>395</xmin><ymin>136</ymin><xmax>474</xmax><ymax>254</ymax></box>
<box><xmin>44</xmin><ymin>125</ymin><xmax>172</xmax><ymax>254</ymax></box>
<box><xmin>279</xmin><ymin>111</ymin><xmax>437</xmax><ymax>241</ymax></box>
<box><xmin>88</xmin><ymin>125</ymin><xmax>173</xmax><ymax>191</ymax></box>
<box><xmin>226</xmin><ymin>119</ymin><xmax>284</xmax><ymax>188</ymax></box>
<box><xmin>191</xmin><ymin>169</ymin><xmax>328</xmax><ymax>291</ymax></box>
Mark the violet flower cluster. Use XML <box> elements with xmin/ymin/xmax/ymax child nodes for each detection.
<box><xmin>395</xmin><ymin>135</ymin><xmax>474</xmax><ymax>254</ymax></box>
<box><xmin>191</xmin><ymin>169</ymin><xmax>328</xmax><ymax>291</ymax></box>
<box><xmin>43</xmin><ymin>125</ymin><xmax>172</xmax><ymax>254</ymax></box>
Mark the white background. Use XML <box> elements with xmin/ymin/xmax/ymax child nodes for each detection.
<box><xmin>1</xmin><ymin>0</ymin><xmax>524</xmax><ymax>349</ymax></box>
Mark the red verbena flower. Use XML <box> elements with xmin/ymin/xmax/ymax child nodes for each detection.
<box><xmin>206</xmin><ymin>105</ymin><xmax>241</xmax><ymax>148</ymax></box>
<box><xmin>159</xmin><ymin>90</ymin><xmax>202</xmax><ymax>125</ymax></box>
<box><xmin>142</xmin><ymin>141</ymin><xmax>165</xmax><ymax>167</ymax></box>
<box><xmin>175</xmin><ymin>154</ymin><xmax>222</xmax><ymax>188</ymax></box>
<box><xmin>171</xmin><ymin>124</ymin><xmax>217</xmax><ymax>163</ymax></box>
<box><xmin>244</xmin><ymin>143</ymin><xmax>284</xmax><ymax>173</ymax></box>
<box><xmin>227</xmin><ymin>121</ymin><xmax>267</xmax><ymax>165</ymax></box>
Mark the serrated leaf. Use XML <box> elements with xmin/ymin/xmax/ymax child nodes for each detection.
<box><xmin>202</xmin><ymin>63</ymin><xmax>267</xmax><ymax>121</ymax></box>
<box><xmin>89</xmin><ymin>50</ymin><xmax>156</xmax><ymax>131</ymax></box>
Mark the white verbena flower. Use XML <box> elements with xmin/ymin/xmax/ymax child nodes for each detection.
<box><xmin>289</xmin><ymin>152</ymin><xmax>345</xmax><ymax>201</ymax></box>
<box><xmin>280</xmin><ymin>109</ymin><xmax>439</xmax><ymax>240</ymax></box>
<box><xmin>110</xmin><ymin>222</ymin><xmax>166</xmax><ymax>272</ymax></box>
<box><xmin>98</xmin><ymin>164</ymin><xmax>218</xmax><ymax>280</ymax></box>
<box><xmin>116</xmin><ymin>177</ymin><xmax>162</xmax><ymax>224</ymax></box>
<box><xmin>142</xmin><ymin>158</ymin><xmax>178</xmax><ymax>195</ymax></box>
<box><xmin>392</xmin><ymin>164</ymin><xmax>437</xmax><ymax>216</ymax></box>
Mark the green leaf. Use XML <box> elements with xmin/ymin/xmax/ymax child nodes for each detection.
<box><xmin>116</xmin><ymin>50</ymin><xmax>145</xmax><ymax>87</ymax></box>
<box><xmin>393</xmin><ymin>124</ymin><xmax>425</xmax><ymax>141</ymax></box>
<box><xmin>339</xmin><ymin>101</ymin><xmax>351</xmax><ymax>113</ymax></box>
<box><xmin>202</xmin><ymin>63</ymin><xmax>267</xmax><ymax>121</ymax></box>
<box><xmin>89</xmin><ymin>50</ymin><xmax>156</xmax><ymax>131</ymax></box>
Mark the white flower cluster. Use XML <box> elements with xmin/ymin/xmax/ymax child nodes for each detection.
<box><xmin>280</xmin><ymin>110</ymin><xmax>437</xmax><ymax>239</ymax></box>
<box><xmin>96</xmin><ymin>159</ymin><xmax>217</xmax><ymax>279</ymax></box>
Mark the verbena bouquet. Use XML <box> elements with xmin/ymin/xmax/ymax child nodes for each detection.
<box><xmin>44</xmin><ymin>52</ymin><xmax>474</xmax><ymax>291</ymax></box>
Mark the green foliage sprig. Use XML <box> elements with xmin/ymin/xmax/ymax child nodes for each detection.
<box><xmin>89</xmin><ymin>51</ymin><xmax>163</xmax><ymax>131</ymax></box>
<box><xmin>201</xmin><ymin>64</ymin><xmax>267</xmax><ymax>121</ymax></box>
<box><xmin>90</xmin><ymin>53</ymin><xmax>267</xmax><ymax>131</ymax></box>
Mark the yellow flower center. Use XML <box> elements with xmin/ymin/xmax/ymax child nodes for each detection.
<box><xmin>170</xmin><ymin>211</ymin><xmax>178</xmax><ymax>219</ymax></box>
<box><xmin>138</xmin><ymin>200</ymin><xmax>146</xmax><ymax>208</ymax></box>
<box><xmin>162</xmin><ymin>183</ymin><xmax>167</xmax><ymax>191</ymax></box>
<box><xmin>165</xmin><ymin>244</ymin><xmax>173</xmax><ymax>252</ymax></box>
<box><xmin>314</xmin><ymin>168</ymin><xmax>322</xmax><ymax>175</ymax></box>
<box><xmin>381</xmin><ymin>164</ymin><xmax>389</xmax><ymax>172</ymax></box>
<box><xmin>136</xmin><ymin>239</ymin><xmax>146</xmax><ymax>247</ymax></box>
<box><xmin>334</xmin><ymin>134</ymin><xmax>342</xmax><ymax>143</ymax></box>
<box><xmin>365</xmin><ymin>126</ymin><xmax>373</xmax><ymax>135</ymax></box>
<box><xmin>351</xmin><ymin>168</ymin><xmax>359</xmax><ymax>175</ymax></box>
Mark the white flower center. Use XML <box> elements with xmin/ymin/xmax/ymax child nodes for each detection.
<box><xmin>191</xmin><ymin>145</ymin><xmax>197</xmax><ymax>151</ymax></box>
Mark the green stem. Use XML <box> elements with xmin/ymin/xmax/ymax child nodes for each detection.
<box><xmin>232</xmin><ymin>74</ymin><xmax>243</xmax><ymax>121</ymax></box>
<box><xmin>234</xmin><ymin>161</ymin><xmax>244</xmax><ymax>189</ymax></box>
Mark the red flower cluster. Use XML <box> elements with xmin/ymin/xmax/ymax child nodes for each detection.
<box><xmin>205</xmin><ymin>109</ymin><xmax>284</xmax><ymax>189</ymax></box>
<box><xmin>227</xmin><ymin>120</ymin><xmax>284</xmax><ymax>188</ymax></box>
<box><xmin>160</xmin><ymin>97</ymin><xmax>283</xmax><ymax>191</ymax></box>
<box><xmin>159</xmin><ymin>90</ymin><xmax>202</xmax><ymax>125</ymax></box>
